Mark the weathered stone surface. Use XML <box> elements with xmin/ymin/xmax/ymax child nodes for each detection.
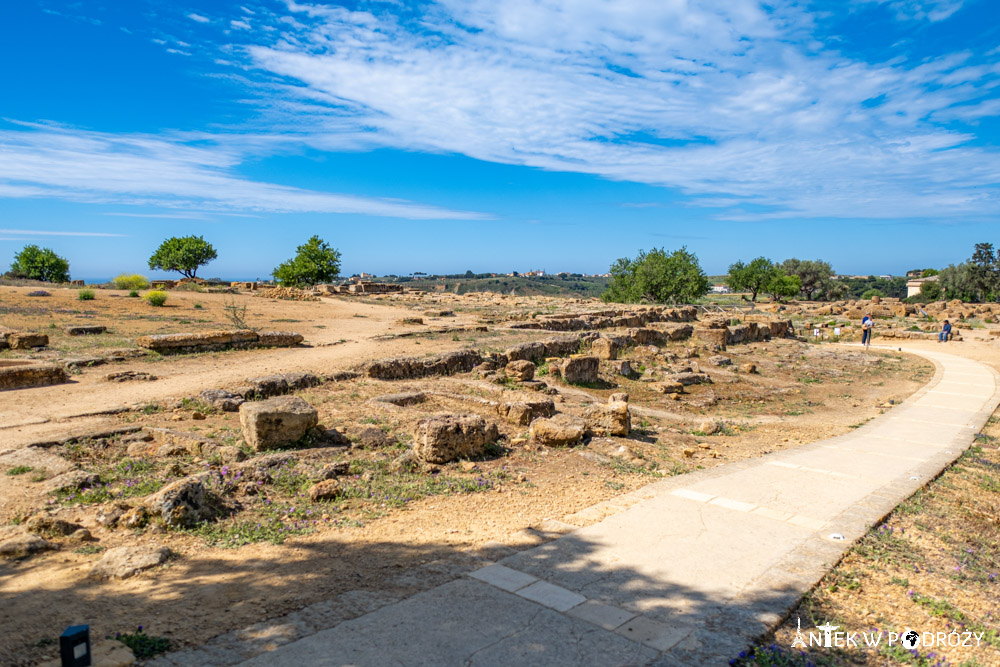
<box><xmin>144</xmin><ymin>476</ymin><xmax>213</xmax><ymax>527</ymax></box>
<box><xmin>739</xmin><ymin>362</ymin><xmax>757</xmax><ymax>374</ymax></box>
<box><xmin>309</xmin><ymin>479</ymin><xmax>342</xmax><ymax>501</ymax></box>
<box><xmin>256</xmin><ymin>331</ymin><xmax>305</xmax><ymax>347</ymax></box>
<box><xmin>353</xmin><ymin>427</ymin><xmax>392</xmax><ymax>449</ymax></box>
<box><xmin>239</xmin><ymin>396</ymin><xmax>319</xmax><ymax>450</ymax></box>
<box><xmin>65</xmin><ymin>326</ymin><xmax>106</xmax><ymax>337</ymax></box>
<box><xmin>362</xmin><ymin>349</ymin><xmax>482</xmax><ymax>380</ymax></box>
<box><xmin>137</xmin><ymin>329</ymin><xmax>258</xmax><ymax>351</ymax></box>
<box><xmin>24</xmin><ymin>514</ymin><xmax>83</xmax><ymax>537</ymax></box>
<box><xmin>8</xmin><ymin>333</ymin><xmax>48</xmax><ymax>349</ymax></box>
<box><xmin>584</xmin><ymin>401</ymin><xmax>631</xmax><ymax>437</ymax></box>
<box><xmin>89</xmin><ymin>546</ymin><xmax>171</xmax><ymax>579</ymax></box>
<box><xmin>708</xmin><ymin>355</ymin><xmax>732</xmax><ymax>366</ymax></box>
<box><xmin>609</xmin><ymin>360</ymin><xmax>634</xmax><ymax>377</ymax></box>
<box><xmin>505</xmin><ymin>360</ymin><xmax>535</xmax><ymax>381</ymax></box>
<box><xmin>43</xmin><ymin>470</ymin><xmax>101</xmax><ymax>495</ymax></box>
<box><xmin>137</xmin><ymin>329</ymin><xmax>304</xmax><ymax>353</ymax></box>
<box><xmin>106</xmin><ymin>371</ymin><xmax>157</xmax><ymax>382</ymax></box>
<box><xmin>0</xmin><ymin>360</ymin><xmax>69</xmax><ymax>391</ymax></box>
<box><xmin>145</xmin><ymin>428</ymin><xmax>213</xmax><ymax>456</ymax></box>
<box><xmin>318</xmin><ymin>461</ymin><xmax>351</xmax><ymax>479</ymax></box>
<box><xmin>590</xmin><ymin>338</ymin><xmax>618</xmax><ymax>360</ymax></box>
<box><xmin>665</xmin><ymin>372</ymin><xmax>713</xmax><ymax>386</ymax></box>
<box><xmin>530</xmin><ymin>414</ymin><xmax>587</xmax><ymax>447</ymax></box>
<box><xmin>652</xmin><ymin>381</ymin><xmax>684</xmax><ymax>395</ymax></box>
<box><xmin>496</xmin><ymin>399</ymin><xmax>555</xmax><ymax>425</ymax></box>
<box><xmin>200</xmin><ymin>389</ymin><xmax>245</xmax><ymax>411</ymax></box>
<box><xmin>556</xmin><ymin>356</ymin><xmax>599</xmax><ymax>384</ymax></box>
<box><xmin>0</xmin><ymin>532</ymin><xmax>56</xmax><ymax>558</ymax></box>
<box><xmin>371</xmin><ymin>391</ymin><xmax>426</xmax><ymax>407</ymax></box>
<box><xmin>610</xmin><ymin>392</ymin><xmax>629</xmax><ymax>403</ymax></box>
<box><xmin>698</xmin><ymin>420</ymin><xmax>720</xmax><ymax>435</ymax></box>
<box><xmin>503</xmin><ymin>337</ymin><xmax>581</xmax><ymax>363</ymax></box>
<box><xmin>412</xmin><ymin>414</ymin><xmax>500</xmax><ymax>464</ymax></box>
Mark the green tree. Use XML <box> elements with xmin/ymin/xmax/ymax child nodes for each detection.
<box><xmin>860</xmin><ymin>288</ymin><xmax>885</xmax><ymax>300</ymax></box>
<box><xmin>602</xmin><ymin>247</ymin><xmax>709</xmax><ymax>304</ymax></box>
<box><xmin>8</xmin><ymin>245</ymin><xmax>70</xmax><ymax>282</ymax></box>
<box><xmin>920</xmin><ymin>279</ymin><xmax>942</xmax><ymax>301</ymax></box>
<box><xmin>727</xmin><ymin>257</ymin><xmax>777</xmax><ymax>302</ymax></box>
<box><xmin>938</xmin><ymin>263</ymin><xmax>979</xmax><ymax>302</ymax></box>
<box><xmin>765</xmin><ymin>272</ymin><xmax>801</xmax><ymax>302</ymax></box>
<box><xmin>272</xmin><ymin>236</ymin><xmax>342</xmax><ymax>287</ymax></box>
<box><xmin>780</xmin><ymin>258</ymin><xmax>834</xmax><ymax>301</ymax></box>
<box><xmin>148</xmin><ymin>236</ymin><xmax>217</xmax><ymax>279</ymax></box>
<box><xmin>921</xmin><ymin>268</ymin><xmax>939</xmax><ymax>277</ymax></box>
<box><xmin>969</xmin><ymin>243</ymin><xmax>1000</xmax><ymax>300</ymax></box>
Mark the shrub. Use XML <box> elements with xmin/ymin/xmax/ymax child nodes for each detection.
<box><xmin>112</xmin><ymin>273</ymin><xmax>150</xmax><ymax>291</ymax></box>
<box><xmin>860</xmin><ymin>288</ymin><xmax>885</xmax><ymax>300</ymax></box>
<box><xmin>77</xmin><ymin>289</ymin><xmax>95</xmax><ymax>301</ymax></box>
<box><xmin>145</xmin><ymin>290</ymin><xmax>168</xmax><ymax>307</ymax></box>
<box><xmin>9</xmin><ymin>245</ymin><xmax>70</xmax><ymax>283</ymax></box>
<box><xmin>128</xmin><ymin>290</ymin><xmax>139</xmax><ymax>298</ymax></box>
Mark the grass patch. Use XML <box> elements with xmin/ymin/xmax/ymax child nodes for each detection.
<box><xmin>113</xmin><ymin>627</ymin><xmax>170</xmax><ymax>659</ymax></box>
<box><xmin>5</xmin><ymin>466</ymin><xmax>33</xmax><ymax>476</ymax></box>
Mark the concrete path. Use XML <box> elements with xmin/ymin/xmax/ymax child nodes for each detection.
<box><xmin>225</xmin><ymin>347</ymin><xmax>999</xmax><ymax>666</ymax></box>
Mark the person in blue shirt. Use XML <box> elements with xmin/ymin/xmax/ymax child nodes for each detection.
<box><xmin>939</xmin><ymin>320</ymin><xmax>952</xmax><ymax>342</ymax></box>
<box><xmin>861</xmin><ymin>313</ymin><xmax>874</xmax><ymax>349</ymax></box>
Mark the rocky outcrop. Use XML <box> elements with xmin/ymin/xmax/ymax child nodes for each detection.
<box><xmin>496</xmin><ymin>398</ymin><xmax>555</xmax><ymax>425</ymax></box>
<box><xmin>239</xmin><ymin>396</ymin><xmax>319</xmax><ymax>450</ymax></box>
<box><xmin>144</xmin><ymin>477</ymin><xmax>215</xmax><ymax>527</ymax></box>
<box><xmin>584</xmin><ymin>400</ymin><xmax>631</xmax><ymax>437</ymax></box>
<box><xmin>361</xmin><ymin>349</ymin><xmax>482</xmax><ymax>380</ymax></box>
<box><xmin>552</xmin><ymin>356</ymin><xmax>600</xmax><ymax>384</ymax></box>
<box><xmin>89</xmin><ymin>546</ymin><xmax>171</xmax><ymax>579</ymax></box>
<box><xmin>412</xmin><ymin>414</ymin><xmax>500</xmax><ymax>464</ymax></box>
<box><xmin>137</xmin><ymin>329</ymin><xmax>303</xmax><ymax>353</ymax></box>
<box><xmin>530</xmin><ymin>414</ymin><xmax>587</xmax><ymax>447</ymax></box>
<box><xmin>505</xmin><ymin>360</ymin><xmax>535</xmax><ymax>381</ymax></box>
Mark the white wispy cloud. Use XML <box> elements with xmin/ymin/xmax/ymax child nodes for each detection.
<box><xmin>187</xmin><ymin>13</ymin><xmax>210</xmax><ymax>24</ymax></box>
<box><xmin>0</xmin><ymin>123</ymin><xmax>489</xmax><ymax>220</ymax></box>
<box><xmin>226</xmin><ymin>0</ymin><xmax>1000</xmax><ymax>221</ymax></box>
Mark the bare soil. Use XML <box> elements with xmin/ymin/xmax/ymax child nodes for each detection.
<box><xmin>0</xmin><ymin>285</ymin><xmax>960</xmax><ymax>665</ymax></box>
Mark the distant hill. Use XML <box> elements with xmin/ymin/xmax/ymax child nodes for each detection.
<box><xmin>378</xmin><ymin>274</ymin><xmax>610</xmax><ymax>298</ymax></box>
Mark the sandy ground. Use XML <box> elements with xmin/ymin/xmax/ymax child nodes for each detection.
<box><xmin>1</xmin><ymin>286</ymin><xmax>993</xmax><ymax>665</ymax></box>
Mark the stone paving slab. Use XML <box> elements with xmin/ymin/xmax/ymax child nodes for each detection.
<box><xmin>225</xmin><ymin>347</ymin><xmax>1000</xmax><ymax>667</ymax></box>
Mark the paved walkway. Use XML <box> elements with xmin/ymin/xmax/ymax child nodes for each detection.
<box><xmin>200</xmin><ymin>346</ymin><xmax>997</xmax><ymax>666</ymax></box>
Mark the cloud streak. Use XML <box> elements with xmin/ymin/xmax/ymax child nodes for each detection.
<box><xmin>228</xmin><ymin>0</ymin><xmax>1000</xmax><ymax>221</ymax></box>
<box><xmin>0</xmin><ymin>122</ymin><xmax>490</xmax><ymax>221</ymax></box>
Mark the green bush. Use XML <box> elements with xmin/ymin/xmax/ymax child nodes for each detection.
<box><xmin>128</xmin><ymin>290</ymin><xmax>139</xmax><ymax>298</ymax></box>
<box><xmin>860</xmin><ymin>288</ymin><xmax>884</xmax><ymax>300</ymax></box>
<box><xmin>77</xmin><ymin>289</ymin><xmax>95</xmax><ymax>301</ymax></box>
<box><xmin>145</xmin><ymin>290</ymin><xmax>168</xmax><ymax>307</ymax></box>
<box><xmin>112</xmin><ymin>273</ymin><xmax>150</xmax><ymax>290</ymax></box>
<box><xmin>9</xmin><ymin>245</ymin><xmax>70</xmax><ymax>283</ymax></box>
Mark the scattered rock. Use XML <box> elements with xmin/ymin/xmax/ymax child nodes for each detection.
<box><xmin>199</xmin><ymin>389</ymin><xmax>245</xmax><ymax>412</ymax></box>
<box><xmin>609</xmin><ymin>392</ymin><xmax>629</xmax><ymax>403</ymax></box>
<box><xmin>371</xmin><ymin>391</ymin><xmax>426</xmax><ymax>407</ymax></box>
<box><xmin>555</xmin><ymin>356</ymin><xmax>600</xmax><ymax>384</ymax></box>
<box><xmin>353</xmin><ymin>427</ymin><xmax>393</xmax><ymax>449</ymax></box>
<box><xmin>239</xmin><ymin>396</ymin><xmax>318</xmax><ymax>451</ymax></box>
<box><xmin>591</xmin><ymin>338</ymin><xmax>618</xmax><ymax>360</ymax></box>
<box><xmin>318</xmin><ymin>462</ymin><xmax>351</xmax><ymax>479</ymax></box>
<box><xmin>308</xmin><ymin>479</ymin><xmax>342</xmax><ymax>501</ymax></box>
<box><xmin>8</xmin><ymin>333</ymin><xmax>48</xmax><ymax>349</ymax></box>
<box><xmin>412</xmin><ymin>414</ymin><xmax>500</xmax><ymax>464</ymax></box>
<box><xmin>192</xmin><ymin>412</ymin><xmax>207</xmax><ymax>420</ymax></box>
<box><xmin>698</xmin><ymin>420</ymin><xmax>720</xmax><ymax>435</ymax></box>
<box><xmin>96</xmin><ymin>503</ymin><xmax>131</xmax><ymax>528</ymax></box>
<box><xmin>530</xmin><ymin>414</ymin><xmax>587</xmax><ymax>447</ymax></box>
<box><xmin>584</xmin><ymin>401</ymin><xmax>631</xmax><ymax>437</ymax></box>
<box><xmin>43</xmin><ymin>470</ymin><xmax>101</xmax><ymax>495</ymax></box>
<box><xmin>708</xmin><ymin>355</ymin><xmax>732</xmax><ymax>366</ymax></box>
<box><xmin>89</xmin><ymin>546</ymin><xmax>171</xmax><ymax>579</ymax></box>
<box><xmin>505</xmin><ymin>359</ymin><xmax>536</xmax><ymax>381</ymax></box>
<box><xmin>66</xmin><ymin>325</ymin><xmax>107</xmax><ymax>336</ymax></box>
<box><xmin>397</xmin><ymin>317</ymin><xmax>424</xmax><ymax>325</ymax></box>
<box><xmin>682</xmin><ymin>448</ymin><xmax>696</xmax><ymax>457</ymax></box>
<box><xmin>496</xmin><ymin>399</ymin><xmax>555</xmax><ymax>425</ymax></box>
<box><xmin>106</xmin><ymin>371</ymin><xmax>157</xmax><ymax>382</ymax></box>
<box><xmin>0</xmin><ymin>532</ymin><xmax>56</xmax><ymax>558</ymax></box>
<box><xmin>24</xmin><ymin>514</ymin><xmax>82</xmax><ymax>537</ymax></box>
<box><xmin>665</xmin><ymin>372</ymin><xmax>713</xmax><ymax>386</ymax></box>
<box><xmin>143</xmin><ymin>476</ymin><xmax>213</xmax><ymax>527</ymax></box>
<box><xmin>739</xmin><ymin>362</ymin><xmax>757</xmax><ymax>374</ymax></box>
<box><xmin>652</xmin><ymin>381</ymin><xmax>684</xmax><ymax>395</ymax></box>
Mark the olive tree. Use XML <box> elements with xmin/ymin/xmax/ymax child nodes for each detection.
<box><xmin>148</xmin><ymin>236</ymin><xmax>217</xmax><ymax>279</ymax></box>
<box><xmin>602</xmin><ymin>247</ymin><xmax>709</xmax><ymax>304</ymax></box>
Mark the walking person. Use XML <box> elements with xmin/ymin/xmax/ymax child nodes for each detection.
<box><xmin>861</xmin><ymin>312</ymin><xmax>874</xmax><ymax>350</ymax></box>
<box><xmin>939</xmin><ymin>320</ymin><xmax>952</xmax><ymax>343</ymax></box>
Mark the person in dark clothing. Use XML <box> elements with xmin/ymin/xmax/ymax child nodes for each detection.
<box><xmin>939</xmin><ymin>320</ymin><xmax>952</xmax><ymax>342</ymax></box>
<box><xmin>861</xmin><ymin>313</ymin><xmax>874</xmax><ymax>349</ymax></box>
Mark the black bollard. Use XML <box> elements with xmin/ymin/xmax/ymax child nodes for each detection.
<box><xmin>59</xmin><ymin>625</ymin><xmax>90</xmax><ymax>667</ymax></box>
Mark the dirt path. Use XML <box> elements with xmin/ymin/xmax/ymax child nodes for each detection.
<box><xmin>0</xmin><ymin>294</ymin><xmax>475</xmax><ymax>447</ymax></box>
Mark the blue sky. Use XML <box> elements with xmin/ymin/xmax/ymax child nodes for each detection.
<box><xmin>2</xmin><ymin>0</ymin><xmax>999</xmax><ymax>280</ymax></box>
